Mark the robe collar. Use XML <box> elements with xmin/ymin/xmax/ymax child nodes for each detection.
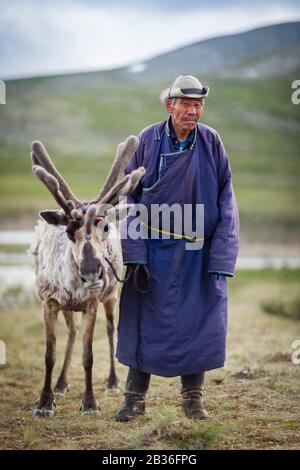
<box><xmin>152</xmin><ymin>119</ymin><xmax>197</xmax><ymax>151</ymax></box>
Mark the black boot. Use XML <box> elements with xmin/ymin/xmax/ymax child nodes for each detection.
<box><xmin>181</xmin><ymin>372</ymin><xmax>209</xmax><ymax>420</ymax></box>
<box><xmin>115</xmin><ymin>367</ymin><xmax>151</xmax><ymax>422</ymax></box>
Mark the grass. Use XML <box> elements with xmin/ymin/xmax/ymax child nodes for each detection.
<box><xmin>0</xmin><ymin>70</ymin><xmax>300</xmax><ymax>244</ymax></box>
<box><xmin>0</xmin><ymin>269</ymin><xmax>300</xmax><ymax>450</ymax></box>
<box><xmin>262</xmin><ymin>293</ymin><xmax>300</xmax><ymax>321</ymax></box>
<box><xmin>0</xmin><ymin>245</ymin><xmax>29</xmax><ymax>253</ymax></box>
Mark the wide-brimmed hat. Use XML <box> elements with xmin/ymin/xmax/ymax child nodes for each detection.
<box><xmin>160</xmin><ymin>75</ymin><xmax>209</xmax><ymax>103</ymax></box>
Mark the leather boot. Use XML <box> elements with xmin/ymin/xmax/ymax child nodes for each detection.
<box><xmin>115</xmin><ymin>367</ymin><xmax>151</xmax><ymax>422</ymax></box>
<box><xmin>181</xmin><ymin>372</ymin><xmax>209</xmax><ymax>419</ymax></box>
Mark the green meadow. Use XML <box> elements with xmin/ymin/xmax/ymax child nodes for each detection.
<box><xmin>0</xmin><ymin>269</ymin><xmax>299</xmax><ymax>450</ymax></box>
<box><xmin>0</xmin><ymin>67</ymin><xmax>300</xmax><ymax>450</ymax></box>
<box><xmin>1</xmin><ymin>13</ymin><xmax>300</xmax><ymax>456</ymax></box>
<box><xmin>0</xmin><ymin>71</ymin><xmax>299</xmax><ymax>251</ymax></box>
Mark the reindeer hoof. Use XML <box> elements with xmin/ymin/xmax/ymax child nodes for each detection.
<box><xmin>54</xmin><ymin>384</ymin><xmax>70</xmax><ymax>400</ymax></box>
<box><xmin>33</xmin><ymin>408</ymin><xmax>55</xmax><ymax>418</ymax></box>
<box><xmin>54</xmin><ymin>392</ymin><xmax>65</xmax><ymax>401</ymax></box>
<box><xmin>105</xmin><ymin>386</ymin><xmax>121</xmax><ymax>395</ymax></box>
<box><xmin>54</xmin><ymin>386</ymin><xmax>70</xmax><ymax>401</ymax></box>
<box><xmin>81</xmin><ymin>409</ymin><xmax>100</xmax><ymax>416</ymax></box>
<box><xmin>106</xmin><ymin>377</ymin><xmax>120</xmax><ymax>392</ymax></box>
<box><xmin>80</xmin><ymin>401</ymin><xmax>100</xmax><ymax>416</ymax></box>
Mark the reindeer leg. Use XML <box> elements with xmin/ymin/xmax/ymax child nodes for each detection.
<box><xmin>81</xmin><ymin>302</ymin><xmax>99</xmax><ymax>415</ymax></box>
<box><xmin>33</xmin><ymin>301</ymin><xmax>58</xmax><ymax>418</ymax></box>
<box><xmin>54</xmin><ymin>310</ymin><xmax>79</xmax><ymax>400</ymax></box>
<box><xmin>103</xmin><ymin>296</ymin><xmax>119</xmax><ymax>391</ymax></box>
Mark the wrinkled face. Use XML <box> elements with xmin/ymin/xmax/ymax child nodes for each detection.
<box><xmin>166</xmin><ymin>97</ymin><xmax>204</xmax><ymax>133</ymax></box>
<box><xmin>71</xmin><ymin>218</ymin><xmax>110</xmax><ymax>290</ymax></box>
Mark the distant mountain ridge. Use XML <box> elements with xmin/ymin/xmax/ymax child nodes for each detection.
<box><xmin>4</xmin><ymin>21</ymin><xmax>300</xmax><ymax>84</ymax></box>
<box><xmin>122</xmin><ymin>21</ymin><xmax>300</xmax><ymax>82</ymax></box>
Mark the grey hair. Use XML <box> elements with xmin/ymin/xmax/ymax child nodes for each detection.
<box><xmin>159</xmin><ymin>93</ymin><xmax>177</xmax><ymax>105</ymax></box>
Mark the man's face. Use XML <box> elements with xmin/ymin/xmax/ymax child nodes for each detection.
<box><xmin>166</xmin><ymin>97</ymin><xmax>204</xmax><ymax>133</ymax></box>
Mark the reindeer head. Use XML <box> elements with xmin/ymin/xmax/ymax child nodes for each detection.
<box><xmin>31</xmin><ymin>138</ymin><xmax>145</xmax><ymax>289</ymax></box>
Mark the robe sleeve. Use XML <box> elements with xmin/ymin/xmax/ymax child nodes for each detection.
<box><xmin>208</xmin><ymin>134</ymin><xmax>240</xmax><ymax>276</ymax></box>
<box><xmin>120</xmin><ymin>137</ymin><xmax>148</xmax><ymax>265</ymax></box>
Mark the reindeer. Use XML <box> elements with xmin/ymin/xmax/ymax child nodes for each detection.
<box><xmin>30</xmin><ymin>137</ymin><xmax>144</xmax><ymax>417</ymax></box>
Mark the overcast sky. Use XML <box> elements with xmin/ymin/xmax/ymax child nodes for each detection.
<box><xmin>0</xmin><ymin>0</ymin><xmax>300</xmax><ymax>79</ymax></box>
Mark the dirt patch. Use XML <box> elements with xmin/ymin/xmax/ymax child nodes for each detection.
<box><xmin>231</xmin><ymin>367</ymin><xmax>267</xmax><ymax>381</ymax></box>
<box><xmin>270</xmin><ymin>352</ymin><xmax>292</xmax><ymax>363</ymax></box>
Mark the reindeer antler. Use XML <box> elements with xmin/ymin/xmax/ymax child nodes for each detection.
<box><xmin>31</xmin><ymin>136</ymin><xmax>143</xmax><ymax>221</ymax></box>
<box><xmin>97</xmin><ymin>167</ymin><xmax>145</xmax><ymax>212</ymax></box>
<box><xmin>31</xmin><ymin>141</ymin><xmax>82</xmax><ymax>208</ymax></box>
<box><xmin>90</xmin><ymin>135</ymin><xmax>139</xmax><ymax>204</ymax></box>
<box><xmin>32</xmin><ymin>165</ymin><xmax>75</xmax><ymax>215</ymax></box>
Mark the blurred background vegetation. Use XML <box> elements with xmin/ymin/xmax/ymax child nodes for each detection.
<box><xmin>0</xmin><ymin>20</ymin><xmax>300</xmax><ymax>450</ymax></box>
<box><xmin>0</xmin><ymin>22</ymin><xmax>299</xmax><ymax>257</ymax></box>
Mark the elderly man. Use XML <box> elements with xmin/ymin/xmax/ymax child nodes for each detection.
<box><xmin>115</xmin><ymin>75</ymin><xmax>239</xmax><ymax>421</ymax></box>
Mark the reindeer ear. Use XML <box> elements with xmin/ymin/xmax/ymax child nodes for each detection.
<box><xmin>39</xmin><ymin>210</ymin><xmax>67</xmax><ymax>225</ymax></box>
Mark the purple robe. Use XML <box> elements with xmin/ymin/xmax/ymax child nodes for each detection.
<box><xmin>116</xmin><ymin>120</ymin><xmax>239</xmax><ymax>377</ymax></box>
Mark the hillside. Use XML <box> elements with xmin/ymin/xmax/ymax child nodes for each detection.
<box><xmin>0</xmin><ymin>23</ymin><xmax>299</xmax><ymax>254</ymax></box>
<box><xmin>121</xmin><ymin>21</ymin><xmax>300</xmax><ymax>82</ymax></box>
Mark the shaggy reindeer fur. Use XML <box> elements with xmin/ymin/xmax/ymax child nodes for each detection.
<box><xmin>31</xmin><ymin>136</ymin><xmax>145</xmax><ymax>417</ymax></box>
<box><xmin>31</xmin><ymin>219</ymin><xmax>121</xmax><ymax>309</ymax></box>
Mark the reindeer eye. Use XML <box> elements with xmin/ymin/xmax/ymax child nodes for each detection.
<box><xmin>94</xmin><ymin>220</ymin><xmax>109</xmax><ymax>234</ymax></box>
<box><xmin>67</xmin><ymin>231</ymin><xmax>76</xmax><ymax>243</ymax></box>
